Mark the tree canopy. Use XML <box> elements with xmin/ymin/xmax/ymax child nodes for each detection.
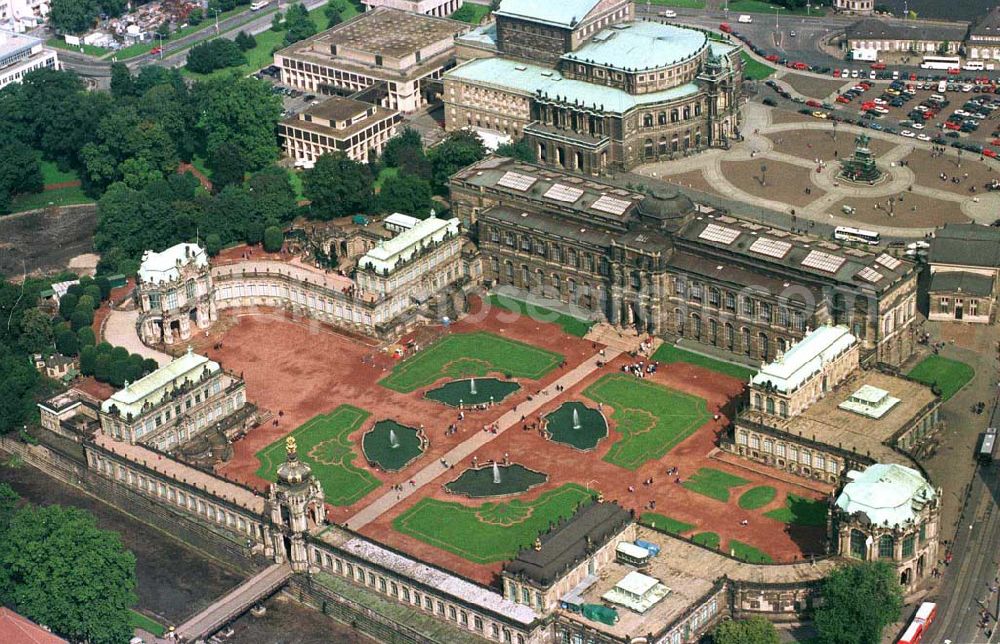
<box><xmin>0</xmin><ymin>502</ymin><xmax>137</xmax><ymax>644</ymax></box>
<box><xmin>712</xmin><ymin>616</ymin><xmax>780</xmax><ymax>644</ymax></box>
<box><xmin>814</xmin><ymin>561</ymin><xmax>903</xmax><ymax>644</ymax></box>
<box><xmin>186</xmin><ymin>39</ymin><xmax>248</xmax><ymax>74</ymax></box>
<box><xmin>303</xmin><ymin>152</ymin><xmax>374</xmax><ymax>219</ymax></box>
<box><xmin>429</xmin><ymin>129</ymin><xmax>486</xmax><ymax>193</ymax></box>
<box><xmin>377</xmin><ymin>173</ymin><xmax>434</xmax><ymax>218</ymax></box>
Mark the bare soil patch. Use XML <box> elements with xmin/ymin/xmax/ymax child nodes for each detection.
<box><xmin>720</xmin><ymin>159</ymin><xmax>824</xmax><ymax>207</ymax></box>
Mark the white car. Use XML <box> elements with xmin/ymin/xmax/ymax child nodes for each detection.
<box><xmin>911</xmin><ymin>122</ymin><xmax>924</xmax><ymax>129</ymax></box>
<box><xmin>869</xmin><ymin>71</ymin><xmax>877</xmax><ymax>80</ymax></box>
<box><xmin>873</xmin><ymin>106</ymin><xmax>889</xmax><ymax>114</ymax></box>
<box><xmin>660</xmin><ymin>9</ymin><xmax>677</xmax><ymax>17</ymax></box>
<box><xmin>908</xmin><ymin>241</ymin><xmax>931</xmax><ymax>250</ymax></box>
<box><xmin>851</xmin><ymin>70</ymin><xmax>860</xmax><ymax>78</ymax></box>
<box><xmin>917</xmin><ymin>133</ymin><xmax>932</xmax><ymax>141</ymax></box>
<box><xmin>843</xmin><ymin>68</ymin><xmax>851</xmax><ymax>77</ymax></box>
<box><xmin>900</xmin><ymin>130</ymin><xmax>915</xmax><ymax>138</ymax></box>
<box><xmin>962</xmin><ymin>84</ymin><xmax>974</xmax><ymax>92</ymax></box>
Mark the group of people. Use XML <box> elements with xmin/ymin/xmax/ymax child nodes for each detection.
<box><xmin>621</xmin><ymin>360</ymin><xmax>660</xmax><ymax>378</ymax></box>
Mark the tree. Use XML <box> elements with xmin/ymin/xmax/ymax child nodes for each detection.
<box><xmin>69</xmin><ymin>309</ymin><xmax>92</xmax><ymax>332</ymax></box>
<box><xmin>205</xmin><ymin>233</ymin><xmax>223</xmax><ymax>256</ymax></box>
<box><xmin>245</xmin><ymin>221</ymin><xmax>264</xmax><ymax>245</ymax></box>
<box><xmin>713</xmin><ymin>617</ymin><xmax>780</xmax><ymax>644</ymax></box>
<box><xmin>94</xmin><ymin>276</ymin><xmax>112</xmax><ymax>299</ymax></box>
<box><xmin>126</xmin><ymin>353</ymin><xmax>145</xmax><ymax>383</ymax></box>
<box><xmin>324</xmin><ymin>1</ymin><xmax>342</xmax><ymax>27</ymax></box>
<box><xmin>208</xmin><ymin>141</ymin><xmax>250</xmax><ymax>189</ymax></box>
<box><xmin>77</xmin><ymin>326</ymin><xmax>96</xmax><ymax>348</ymax></box>
<box><xmin>93</xmin><ymin>353</ymin><xmax>111</xmax><ymax>382</ymax></box>
<box><xmin>303</xmin><ymin>152</ymin><xmax>374</xmax><ymax>219</ymax></box>
<box><xmin>142</xmin><ymin>358</ymin><xmax>159</xmax><ymax>374</ymax></box>
<box><xmin>0</xmin><ymin>483</ymin><xmax>18</xmax><ymax>536</ymax></box>
<box><xmin>186</xmin><ymin>39</ymin><xmax>247</xmax><ymax>74</ymax></box>
<box><xmin>283</xmin><ymin>3</ymin><xmax>317</xmax><ymax>46</ymax></box>
<box><xmin>234</xmin><ymin>30</ymin><xmax>257</xmax><ymax>51</ymax></box>
<box><xmin>0</xmin><ymin>351</ymin><xmax>39</xmax><ymax>434</ymax></box>
<box><xmin>108</xmin><ymin>358</ymin><xmax>130</xmax><ymax>387</ymax></box>
<box><xmin>0</xmin><ymin>504</ymin><xmax>137</xmax><ymax>644</ymax></box>
<box><xmin>76</xmin><ymin>294</ymin><xmax>96</xmax><ymax>312</ymax></box>
<box><xmin>55</xmin><ymin>328</ymin><xmax>79</xmax><ymax>356</ymax></box>
<box><xmin>814</xmin><ymin>561</ymin><xmax>903</xmax><ymax>644</ymax></box>
<box><xmin>58</xmin><ymin>293</ymin><xmax>79</xmax><ymax>321</ymax></box>
<box><xmin>83</xmin><ymin>283</ymin><xmax>102</xmax><ymax>304</ymax></box>
<box><xmin>18</xmin><ymin>309</ymin><xmax>53</xmax><ymax>354</ymax></box>
<box><xmin>429</xmin><ymin>129</ymin><xmax>486</xmax><ymax>193</ymax></box>
<box><xmin>109</xmin><ymin>63</ymin><xmax>135</xmax><ymax>99</ymax></box>
<box><xmin>248</xmin><ymin>165</ymin><xmax>297</xmax><ymax>223</ymax></box>
<box><xmin>271</xmin><ymin>10</ymin><xmax>284</xmax><ymax>31</ymax></box>
<box><xmin>79</xmin><ymin>345</ymin><xmax>97</xmax><ymax>376</ymax></box>
<box><xmin>496</xmin><ymin>138</ymin><xmax>537</xmax><ymax>163</ymax></box>
<box><xmin>188</xmin><ymin>7</ymin><xmax>204</xmax><ymax>25</ymax></box>
<box><xmin>263</xmin><ymin>225</ymin><xmax>284</xmax><ymax>252</ymax></box>
<box><xmin>194</xmin><ymin>75</ymin><xmax>283</xmax><ymax>172</ymax></box>
<box><xmin>0</xmin><ymin>143</ymin><xmax>43</xmax><ymax>200</ymax></box>
<box><xmin>377</xmin><ymin>174</ymin><xmax>434</xmax><ymax>218</ymax></box>
<box><xmin>49</xmin><ymin>0</ymin><xmax>100</xmax><ymax>34</ymax></box>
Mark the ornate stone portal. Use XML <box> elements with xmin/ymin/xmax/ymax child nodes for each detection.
<box><xmin>267</xmin><ymin>437</ymin><xmax>326</xmax><ymax>572</ymax></box>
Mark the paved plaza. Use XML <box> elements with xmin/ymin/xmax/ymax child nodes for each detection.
<box><xmin>637</xmin><ymin>102</ymin><xmax>1000</xmax><ymax>236</ymax></box>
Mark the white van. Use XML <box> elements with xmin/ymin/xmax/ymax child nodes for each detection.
<box><xmin>660</xmin><ymin>9</ymin><xmax>677</xmax><ymax>18</ymax></box>
<box><xmin>738</xmin><ymin>14</ymin><xmax>753</xmax><ymax>23</ymax></box>
<box><xmin>937</xmin><ymin>80</ymin><xmax>947</xmax><ymax>93</ymax></box>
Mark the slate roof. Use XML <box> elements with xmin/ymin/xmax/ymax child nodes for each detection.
<box><xmin>504</xmin><ymin>501</ymin><xmax>631</xmax><ymax>588</ymax></box>
<box><xmin>928</xmin><ymin>271</ymin><xmax>995</xmax><ymax>297</ymax></box>
<box><xmin>929</xmin><ymin>223</ymin><xmax>1000</xmax><ymax>268</ymax></box>
<box><xmin>845</xmin><ymin>18</ymin><xmax>968</xmax><ymax>43</ymax></box>
<box><xmin>970</xmin><ymin>6</ymin><xmax>1000</xmax><ymax>39</ymax></box>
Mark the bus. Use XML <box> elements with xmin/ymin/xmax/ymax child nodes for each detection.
<box><xmin>921</xmin><ymin>56</ymin><xmax>961</xmax><ymax>70</ymax></box>
<box><xmin>898</xmin><ymin>602</ymin><xmax>937</xmax><ymax>644</ymax></box>
<box><xmin>250</xmin><ymin>0</ymin><xmax>269</xmax><ymax>10</ymax></box>
<box><xmin>979</xmin><ymin>427</ymin><xmax>997</xmax><ymax>463</ymax></box>
<box><xmin>834</xmin><ymin>226</ymin><xmax>881</xmax><ymax>245</ymax></box>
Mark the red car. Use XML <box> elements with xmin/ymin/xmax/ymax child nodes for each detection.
<box><xmin>944</xmin><ymin>121</ymin><xmax>961</xmax><ymax>130</ymax></box>
<box><xmin>806</xmin><ymin>99</ymin><xmax>822</xmax><ymax>107</ymax></box>
<box><xmin>990</xmin><ymin>138</ymin><xmax>1000</xmax><ymax>146</ymax></box>
<box><xmin>836</xmin><ymin>95</ymin><xmax>850</xmax><ymax>103</ymax></box>
<box><xmin>833</xmin><ymin>69</ymin><xmax>842</xmax><ymax>77</ymax></box>
<box><xmin>720</xmin><ymin>22</ymin><xmax>732</xmax><ymax>33</ymax></box>
<box><xmin>870</xmin><ymin>62</ymin><xmax>886</xmax><ymax>70</ymax></box>
<box><xmin>984</xmin><ymin>148</ymin><xmax>997</xmax><ymax>158</ymax></box>
<box><xmin>947</xmin><ymin>67</ymin><xmax>960</xmax><ymax>75</ymax></box>
<box><xmin>150</xmin><ymin>46</ymin><xmax>161</xmax><ymax>55</ymax></box>
<box><xmin>792</xmin><ymin>61</ymin><xmax>808</xmax><ymax>70</ymax></box>
<box><xmin>766</xmin><ymin>54</ymin><xmax>780</xmax><ymax>62</ymax></box>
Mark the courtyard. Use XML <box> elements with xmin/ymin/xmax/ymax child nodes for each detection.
<box><xmin>200</xmin><ymin>297</ymin><xmax>829</xmax><ymax>586</ymax></box>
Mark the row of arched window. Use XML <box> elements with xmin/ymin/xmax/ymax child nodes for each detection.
<box><xmin>642</xmin><ymin>104</ymin><xmax>702</xmax><ymax>128</ymax></box>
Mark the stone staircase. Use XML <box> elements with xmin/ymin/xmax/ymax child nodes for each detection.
<box><xmin>585</xmin><ymin>323</ymin><xmax>663</xmax><ymax>355</ymax></box>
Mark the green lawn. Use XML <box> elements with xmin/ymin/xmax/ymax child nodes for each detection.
<box><xmin>450</xmin><ymin>3</ymin><xmax>491</xmax><ymax>24</ymax></box>
<box><xmin>737</xmin><ymin>485</ymin><xmax>776</xmax><ymax>510</ymax></box>
<box><xmin>648</xmin><ymin>0</ymin><xmax>706</xmax><ymax>7</ymax></box>
<box><xmin>46</xmin><ymin>37</ymin><xmax>111</xmax><ymax>57</ymax></box>
<box><xmin>726</xmin><ymin>0</ymin><xmax>825</xmax><ymax>16</ymax></box>
<box><xmin>741</xmin><ymin>51</ymin><xmax>776</xmax><ymax>80</ymax></box>
<box><xmin>906</xmin><ymin>355</ymin><xmax>975</xmax><ymax>402</ymax></box>
<box><xmin>691</xmin><ymin>531</ymin><xmax>720</xmax><ymax>549</ymax></box>
<box><xmin>39</xmin><ymin>160</ymin><xmax>79</xmax><ymax>185</ymax></box>
<box><xmin>682</xmin><ymin>467</ymin><xmax>750</xmax><ymax>503</ymax></box>
<box><xmin>118</xmin><ymin>5</ymin><xmax>277</xmax><ymax>60</ymax></box>
<box><xmin>488</xmin><ymin>293</ymin><xmax>595</xmax><ymax>338</ymax></box>
<box><xmin>640</xmin><ymin>512</ymin><xmax>695</xmax><ymax>535</ymax></box>
<box><xmin>9</xmin><ymin>186</ymin><xmax>94</xmax><ymax>214</ymax></box>
<box><xmin>764</xmin><ymin>493</ymin><xmax>828</xmax><ymax>527</ymax></box>
<box><xmin>392</xmin><ymin>483</ymin><xmax>594</xmax><ymax>563</ymax></box>
<box><xmin>374</xmin><ymin>166</ymin><xmax>399</xmax><ymax>191</ymax></box>
<box><xmin>379</xmin><ymin>331</ymin><xmax>563</xmax><ymax>393</ymax></box>
<box><xmin>130</xmin><ymin>610</ymin><xmax>165</xmax><ymax>637</ymax></box>
<box><xmin>584</xmin><ymin>374</ymin><xmax>711</xmax><ymax>470</ymax></box>
<box><xmin>255</xmin><ymin>405</ymin><xmax>380</xmax><ymax>506</ymax></box>
<box><xmin>651</xmin><ymin>344</ymin><xmax>755</xmax><ymax>381</ymax></box>
<box><xmin>727</xmin><ymin>539</ymin><xmax>773</xmax><ymax>563</ymax></box>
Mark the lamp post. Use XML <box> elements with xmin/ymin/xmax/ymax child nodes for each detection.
<box><xmin>155</xmin><ymin>33</ymin><xmax>164</xmax><ymax>60</ymax></box>
<box><xmin>214</xmin><ymin>8</ymin><xmax>221</xmax><ymax>35</ymax></box>
<box><xmin>775</xmin><ymin>7</ymin><xmax>780</xmax><ymax>31</ymax></box>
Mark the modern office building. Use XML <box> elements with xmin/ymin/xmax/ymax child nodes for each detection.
<box><xmin>274</xmin><ymin>7</ymin><xmax>470</xmax><ymax>113</ymax></box>
<box><xmin>278</xmin><ymin>96</ymin><xmax>401</xmax><ymax>165</ymax></box>
<box><xmin>0</xmin><ymin>29</ymin><xmax>57</xmax><ymax>88</ymax></box>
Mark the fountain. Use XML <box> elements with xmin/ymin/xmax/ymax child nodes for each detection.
<box><xmin>572</xmin><ymin>408</ymin><xmax>581</xmax><ymax>430</ymax></box>
<box><xmin>388</xmin><ymin>428</ymin><xmax>400</xmax><ymax>449</ymax></box>
<box><xmin>470</xmin><ymin>378</ymin><xmax>477</xmax><ymax>395</ymax></box>
<box><xmin>492</xmin><ymin>462</ymin><xmax>501</xmax><ymax>485</ymax></box>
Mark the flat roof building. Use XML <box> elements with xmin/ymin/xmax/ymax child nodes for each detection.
<box><xmin>0</xmin><ymin>28</ymin><xmax>57</xmax><ymax>89</ymax></box>
<box><xmin>362</xmin><ymin>0</ymin><xmax>464</xmax><ymax>18</ymax></box>
<box><xmin>843</xmin><ymin>18</ymin><xmax>967</xmax><ymax>57</ymax></box>
<box><xmin>275</xmin><ymin>7</ymin><xmax>470</xmax><ymax>113</ymax></box>
<box><xmin>278</xmin><ymin>96</ymin><xmax>401</xmax><ymax>165</ymax></box>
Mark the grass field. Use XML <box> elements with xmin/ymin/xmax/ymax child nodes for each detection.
<box><xmin>726</xmin><ymin>0</ymin><xmax>825</xmax><ymax>16</ymax></box>
<box><xmin>46</xmin><ymin>37</ymin><xmax>111</xmax><ymax>57</ymax></box>
<box><xmin>764</xmin><ymin>493</ymin><xmax>828</xmax><ymax>527</ymax></box>
<box><xmin>40</xmin><ymin>160</ymin><xmax>79</xmax><ymax>185</ymax></box>
<box><xmin>392</xmin><ymin>483</ymin><xmax>593</xmax><ymax>563</ymax></box>
<box><xmin>379</xmin><ymin>331</ymin><xmax>563</xmax><ymax>393</ymax></box>
<box><xmin>692</xmin><ymin>531</ymin><xmax>720</xmax><ymax>549</ymax></box>
<box><xmin>9</xmin><ymin>186</ymin><xmax>93</xmax><ymax>214</ymax></box>
<box><xmin>651</xmin><ymin>344</ymin><xmax>755</xmax><ymax>381</ymax></box>
<box><xmin>728</xmin><ymin>539</ymin><xmax>773</xmax><ymax>563</ymax></box>
<box><xmin>450</xmin><ymin>2</ymin><xmax>491</xmax><ymax>24</ymax></box>
<box><xmin>737</xmin><ymin>485</ymin><xmax>776</xmax><ymax>510</ymax></box>
<box><xmin>255</xmin><ymin>405</ymin><xmax>380</xmax><ymax>506</ymax></box>
<box><xmin>741</xmin><ymin>51</ymin><xmax>776</xmax><ymax>80</ymax></box>
<box><xmin>374</xmin><ymin>166</ymin><xmax>399</xmax><ymax>192</ymax></box>
<box><xmin>906</xmin><ymin>355</ymin><xmax>975</xmax><ymax>402</ymax></box>
<box><xmin>488</xmin><ymin>293</ymin><xmax>595</xmax><ymax>338</ymax></box>
<box><xmin>130</xmin><ymin>610</ymin><xmax>166</xmax><ymax>637</ymax></box>
<box><xmin>682</xmin><ymin>467</ymin><xmax>750</xmax><ymax>503</ymax></box>
<box><xmin>584</xmin><ymin>374</ymin><xmax>711</xmax><ymax>470</ymax></box>
<box><xmin>640</xmin><ymin>512</ymin><xmax>695</xmax><ymax>535</ymax></box>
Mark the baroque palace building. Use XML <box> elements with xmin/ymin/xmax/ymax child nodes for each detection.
<box><xmin>451</xmin><ymin>156</ymin><xmax>918</xmax><ymax>367</ymax></box>
<box><xmin>443</xmin><ymin>0</ymin><xmax>743</xmax><ymax>173</ymax></box>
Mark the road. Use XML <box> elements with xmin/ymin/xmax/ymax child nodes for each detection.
<box><xmin>925</xmin><ymin>394</ymin><xmax>1000</xmax><ymax>644</ymax></box>
<box><xmin>58</xmin><ymin>0</ymin><xmax>330</xmax><ymax>79</ymax></box>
